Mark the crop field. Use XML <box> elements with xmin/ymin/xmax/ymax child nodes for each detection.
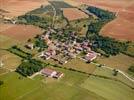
<box><xmin>0</xmin><ymin>24</ymin><xmax>43</xmax><ymax>42</ymax></box>
<box><xmin>0</xmin><ymin>70</ymin><xmax>106</xmax><ymax>100</ymax></box>
<box><xmin>96</xmin><ymin>54</ymin><xmax>134</xmax><ymax>72</ymax></box>
<box><xmin>63</xmin><ymin>58</ymin><xmax>97</xmax><ymax>73</ymax></box>
<box><xmin>81</xmin><ymin>76</ymin><xmax>134</xmax><ymax>100</ymax></box>
<box><xmin>93</xmin><ymin>67</ymin><xmax>134</xmax><ymax>87</ymax></box>
<box><xmin>0</xmin><ymin>50</ymin><xmax>21</xmax><ymax>70</ymax></box>
<box><xmin>49</xmin><ymin>1</ymin><xmax>74</xmax><ymax>15</ymax></box>
<box><xmin>1</xmin><ymin>66</ymin><xmax>134</xmax><ymax>100</ymax></box>
<box><xmin>37</xmin><ymin>56</ymin><xmax>96</xmax><ymax>74</ymax></box>
<box><xmin>0</xmin><ymin>34</ymin><xmax>19</xmax><ymax>49</ymax></box>
<box><xmin>63</xmin><ymin>8</ymin><xmax>89</xmax><ymax>21</ymax></box>
<box><xmin>72</xmin><ymin>0</ymin><xmax>134</xmax><ymax>41</ymax></box>
<box><xmin>0</xmin><ymin>0</ymin><xmax>49</xmax><ymax>18</ymax></box>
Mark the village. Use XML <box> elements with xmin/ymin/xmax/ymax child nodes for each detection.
<box><xmin>25</xmin><ymin>27</ymin><xmax>99</xmax><ymax>79</ymax></box>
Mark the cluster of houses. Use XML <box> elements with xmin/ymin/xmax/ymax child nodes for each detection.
<box><xmin>38</xmin><ymin>28</ymin><xmax>98</xmax><ymax>64</ymax></box>
<box><xmin>25</xmin><ymin>27</ymin><xmax>99</xmax><ymax>65</ymax></box>
<box><xmin>41</xmin><ymin>68</ymin><xmax>64</xmax><ymax>79</ymax></box>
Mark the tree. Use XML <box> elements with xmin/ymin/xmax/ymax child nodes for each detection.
<box><xmin>113</xmin><ymin>69</ymin><xmax>118</xmax><ymax>76</ymax></box>
<box><xmin>128</xmin><ymin>65</ymin><xmax>134</xmax><ymax>73</ymax></box>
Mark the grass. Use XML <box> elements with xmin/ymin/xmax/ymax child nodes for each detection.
<box><xmin>0</xmin><ymin>70</ymin><xmax>106</xmax><ymax>100</ymax></box>
<box><xmin>38</xmin><ymin>57</ymin><xmax>96</xmax><ymax>73</ymax></box>
<box><xmin>0</xmin><ymin>72</ymin><xmax>41</xmax><ymax>100</ymax></box>
<box><xmin>69</xmin><ymin>18</ymin><xmax>91</xmax><ymax>36</ymax></box>
<box><xmin>0</xmin><ymin>34</ymin><xmax>19</xmax><ymax>49</ymax></box>
<box><xmin>96</xmin><ymin>54</ymin><xmax>134</xmax><ymax>72</ymax></box>
<box><xmin>0</xmin><ymin>50</ymin><xmax>21</xmax><ymax>70</ymax></box>
<box><xmin>93</xmin><ymin>67</ymin><xmax>134</xmax><ymax>88</ymax></box>
<box><xmin>81</xmin><ymin>76</ymin><xmax>134</xmax><ymax>100</ymax></box>
<box><xmin>123</xmin><ymin>42</ymin><xmax>134</xmax><ymax>57</ymax></box>
<box><xmin>63</xmin><ymin>58</ymin><xmax>97</xmax><ymax>73</ymax></box>
<box><xmin>0</xmin><ymin>65</ymin><xmax>133</xmax><ymax>100</ymax></box>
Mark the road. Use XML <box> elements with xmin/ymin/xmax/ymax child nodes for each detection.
<box><xmin>91</xmin><ymin>62</ymin><xmax>134</xmax><ymax>82</ymax></box>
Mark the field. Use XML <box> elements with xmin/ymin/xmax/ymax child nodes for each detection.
<box><xmin>0</xmin><ymin>0</ymin><xmax>49</xmax><ymax>18</ymax></box>
<box><xmin>0</xmin><ymin>65</ymin><xmax>134</xmax><ymax>100</ymax></box>
<box><xmin>49</xmin><ymin>1</ymin><xmax>74</xmax><ymax>15</ymax></box>
<box><xmin>81</xmin><ymin>76</ymin><xmax>134</xmax><ymax>100</ymax></box>
<box><xmin>71</xmin><ymin>0</ymin><xmax>134</xmax><ymax>41</ymax></box>
<box><xmin>69</xmin><ymin>18</ymin><xmax>91</xmax><ymax>36</ymax></box>
<box><xmin>0</xmin><ymin>24</ymin><xmax>43</xmax><ymax>42</ymax></box>
<box><xmin>96</xmin><ymin>54</ymin><xmax>134</xmax><ymax>72</ymax></box>
<box><xmin>0</xmin><ymin>71</ymin><xmax>106</xmax><ymax>100</ymax></box>
<box><xmin>0</xmin><ymin>50</ymin><xmax>21</xmax><ymax>71</ymax></box>
<box><xmin>63</xmin><ymin>8</ymin><xmax>89</xmax><ymax>21</ymax></box>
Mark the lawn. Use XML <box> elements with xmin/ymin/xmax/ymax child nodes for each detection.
<box><xmin>0</xmin><ymin>50</ymin><xmax>22</xmax><ymax>70</ymax></box>
<box><xmin>81</xmin><ymin>76</ymin><xmax>134</xmax><ymax>100</ymax></box>
<box><xmin>96</xmin><ymin>54</ymin><xmax>134</xmax><ymax>72</ymax></box>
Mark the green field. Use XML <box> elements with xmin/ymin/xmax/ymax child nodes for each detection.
<box><xmin>81</xmin><ymin>76</ymin><xmax>134</xmax><ymax>100</ymax></box>
<box><xmin>0</xmin><ymin>70</ymin><xmax>106</xmax><ymax>100</ymax></box>
<box><xmin>93</xmin><ymin>67</ymin><xmax>134</xmax><ymax>88</ymax></box>
<box><xmin>0</xmin><ymin>65</ymin><xmax>134</xmax><ymax>100</ymax></box>
<box><xmin>0</xmin><ymin>34</ymin><xmax>19</xmax><ymax>49</ymax></box>
<box><xmin>96</xmin><ymin>54</ymin><xmax>134</xmax><ymax>72</ymax></box>
<box><xmin>0</xmin><ymin>50</ymin><xmax>21</xmax><ymax>70</ymax></box>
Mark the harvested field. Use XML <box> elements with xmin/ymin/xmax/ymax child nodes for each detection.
<box><xmin>0</xmin><ymin>0</ymin><xmax>49</xmax><ymax>18</ymax></box>
<box><xmin>63</xmin><ymin>8</ymin><xmax>89</xmax><ymax>21</ymax></box>
<box><xmin>72</xmin><ymin>0</ymin><xmax>134</xmax><ymax>41</ymax></box>
<box><xmin>100</xmin><ymin>18</ymin><xmax>134</xmax><ymax>41</ymax></box>
<box><xmin>0</xmin><ymin>24</ymin><xmax>43</xmax><ymax>41</ymax></box>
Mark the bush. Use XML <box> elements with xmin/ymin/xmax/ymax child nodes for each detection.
<box><xmin>128</xmin><ymin>65</ymin><xmax>134</xmax><ymax>73</ymax></box>
<box><xmin>0</xmin><ymin>80</ymin><xmax>4</xmax><ymax>85</ymax></box>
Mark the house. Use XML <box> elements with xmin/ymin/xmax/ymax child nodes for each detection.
<box><xmin>25</xmin><ymin>43</ymin><xmax>34</xmax><ymax>49</ymax></box>
<box><xmin>84</xmin><ymin>51</ymin><xmax>97</xmax><ymax>62</ymax></box>
<box><xmin>41</xmin><ymin>68</ymin><xmax>64</xmax><ymax>79</ymax></box>
<box><xmin>40</xmin><ymin>50</ymin><xmax>56</xmax><ymax>60</ymax></box>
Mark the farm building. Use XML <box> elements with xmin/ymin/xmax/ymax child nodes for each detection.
<box><xmin>84</xmin><ymin>51</ymin><xmax>97</xmax><ymax>62</ymax></box>
<box><xmin>41</xmin><ymin>68</ymin><xmax>64</xmax><ymax>79</ymax></box>
<box><xmin>25</xmin><ymin>43</ymin><xmax>34</xmax><ymax>49</ymax></box>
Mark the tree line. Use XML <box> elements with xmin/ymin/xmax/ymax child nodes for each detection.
<box><xmin>86</xmin><ymin>6</ymin><xmax>128</xmax><ymax>56</ymax></box>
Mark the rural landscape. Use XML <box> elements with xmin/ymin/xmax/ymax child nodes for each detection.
<box><xmin>0</xmin><ymin>0</ymin><xmax>134</xmax><ymax>100</ymax></box>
